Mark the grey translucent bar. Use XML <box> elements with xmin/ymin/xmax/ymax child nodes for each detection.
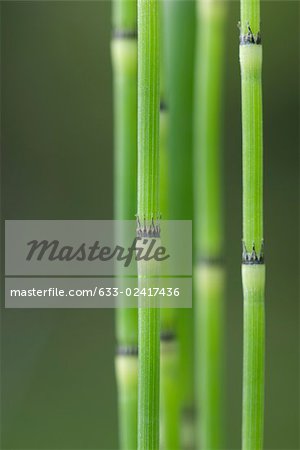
<box><xmin>5</xmin><ymin>220</ymin><xmax>192</xmax><ymax>276</ymax></box>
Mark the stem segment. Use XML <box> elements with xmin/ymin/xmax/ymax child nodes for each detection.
<box><xmin>137</xmin><ymin>0</ymin><xmax>160</xmax><ymax>448</ymax></box>
<box><xmin>242</xmin><ymin>265</ymin><xmax>265</xmax><ymax>450</ymax></box>
<box><xmin>240</xmin><ymin>0</ymin><xmax>265</xmax><ymax>448</ymax></box>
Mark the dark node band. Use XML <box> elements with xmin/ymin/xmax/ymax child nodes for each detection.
<box><xmin>136</xmin><ymin>216</ymin><xmax>161</xmax><ymax>238</ymax></box>
<box><xmin>160</xmin><ymin>330</ymin><xmax>177</xmax><ymax>342</ymax></box>
<box><xmin>160</xmin><ymin>100</ymin><xmax>168</xmax><ymax>112</ymax></box>
<box><xmin>238</xmin><ymin>22</ymin><xmax>261</xmax><ymax>45</ymax></box>
<box><xmin>182</xmin><ymin>406</ymin><xmax>195</xmax><ymax>420</ymax></box>
<box><xmin>242</xmin><ymin>240</ymin><xmax>264</xmax><ymax>265</ymax></box>
<box><xmin>116</xmin><ymin>345</ymin><xmax>138</xmax><ymax>356</ymax></box>
<box><xmin>112</xmin><ymin>29</ymin><xmax>137</xmax><ymax>40</ymax></box>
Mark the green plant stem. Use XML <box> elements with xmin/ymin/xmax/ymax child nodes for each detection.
<box><xmin>194</xmin><ymin>264</ymin><xmax>224</xmax><ymax>449</ymax></box>
<box><xmin>115</xmin><ymin>354</ymin><xmax>138</xmax><ymax>449</ymax></box>
<box><xmin>111</xmin><ymin>1</ymin><xmax>138</xmax><ymax>449</ymax></box>
<box><xmin>160</xmin><ymin>338</ymin><xmax>180</xmax><ymax>449</ymax></box>
<box><xmin>240</xmin><ymin>44</ymin><xmax>263</xmax><ymax>251</ymax></box>
<box><xmin>159</xmin><ymin>121</ymin><xmax>180</xmax><ymax>449</ymax></box>
<box><xmin>242</xmin><ymin>265</ymin><xmax>265</xmax><ymax>450</ymax></box>
<box><xmin>194</xmin><ymin>0</ymin><xmax>225</xmax><ymax>258</ymax></box>
<box><xmin>194</xmin><ymin>0</ymin><xmax>226</xmax><ymax>448</ymax></box>
<box><xmin>158</xmin><ymin>3</ymin><xmax>180</xmax><ymax>448</ymax></box>
<box><xmin>240</xmin><ymin>0</ymin><xmax>265</xmax><ymax>448</ymax></box>
<box><xmin>137</xmin><ymin>0</ymin><xmax>160</xmax><ymax>448</ymax></box>
<box><xmin>163</xmin><ymin>3</ymin><xmax>196</xmax><ymax>446</ymax></box>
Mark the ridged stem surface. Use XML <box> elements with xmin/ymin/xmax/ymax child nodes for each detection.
<box><xmin>137</xmin><ymin>0</ymin><xmax>160</xmax><ymax>448</ymax></box>
<box><xmin>240</xmin><ymin>0</ymin><xmax>265</xmax><ymax>447</ymax></box>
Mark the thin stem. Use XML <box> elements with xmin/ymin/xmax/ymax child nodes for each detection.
<box><xmin>137</xmin><ymin>0</ymin><xmax>160</xmax><ymax>448</ymax></box>
<box><xmin>111</xmin><ymin>1</ymin><xmax>138</xmax><ymax>448</ymax></box>
<box><xmin>240</xmin><ymin>0</ymin><xmax>265</xmax><ymax>447</ymax></box>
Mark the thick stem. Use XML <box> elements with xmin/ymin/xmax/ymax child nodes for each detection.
<box><xmin>137</xmin><ymin>0</ymin><xmax>160</xmax><ymax>448</ymax></box>
<box><xmin>111</xmin><ymin>1</ymin><xmax>138</xmax><ymax>448</ymax></box>
<box><xmin>163</xmin><ymin>3</ymin><xmax>195</xmax><ymax>446</ymax></box>
<box><xmin>195</xmin><ymin>264</ymin><xmax>225</xmax><ymax>449</ymax></box>
<box><xmin>194</xmin><ymin>0</ymin><xmax>226</xmax><ymax>259</ymax></box>
<box><xmin>194</xmin><ymin>0</ymin><xmax>226</xmax><ymax>448</ymax></box>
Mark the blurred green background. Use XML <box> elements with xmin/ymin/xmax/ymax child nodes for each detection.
<box><xmin>1</xmin><ymin>1</ymin><xmax>299</xmax><ymax>449</ymax></box>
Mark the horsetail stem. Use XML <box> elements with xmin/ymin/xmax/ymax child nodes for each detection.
<box><xmin>163</xmin><ymin>2</ymin><xmax>196</xmax><ymax>446</ymax></box>
<box><xmin>194</xmin><ymin>0</ymin><xmax>226</xmax><ymax>447</ymax></box>
<box><xmin>137</xmin><ymin>0</ymin><xmax>160</xmax><ymax>448</ymax></box>
<box><xmin>111</xmin><ymin>1</ymin><xmax>138</xmax><ymax>448</ymax></box>
<box><xmin>159</xmin><ymin>5</ymin><xmax>180</xmax><ymax>445</ymax></box>
<box><xmin>240</xmin><ymin>0</ymin><xmax>265</xmax><ymax>447</ymax></box>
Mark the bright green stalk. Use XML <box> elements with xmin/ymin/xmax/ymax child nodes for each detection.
<box><xmin>160</xmin><ymin>337</ymin><xmax>180</xmax><ymax>449</ymax></box>
<box><xmin>111</xmin><ymin>1</ymin><xmax>138</xmax><ymax>448</ymax></box>
<box><xmin>241</xmin><ymin>264</ymin><xmax>265</xmax><ymax>450</ymax></box>
<box><xmin>137</xmin><ymin>0</ymin><xmax>160</xmax><ymax>448</ymax></box>
<box><xmin>159</xmin><ymin>111</ymin><xmax>180</xmax><ymax>450</ymax></box>
<box><xmin>159</xmin><ymin>9</ymin><xmax>180</xmax><ymax>442</ymax></box>
<box><xmin>194</xmin><ymin>0</ymin><xmax>226</xmax><ymax>448</ymax></box>
<box><xmin>239</xmin><ymin>0</ymin><xmax>265</xmax><ymax>448</ymax></box>
<box><xmin>163</xmin><ymin>3</ymin><xmax>195</xmax><ymax>446</ymax></box>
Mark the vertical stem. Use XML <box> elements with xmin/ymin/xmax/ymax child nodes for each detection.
<box><xmin>240</xmin><ymin>0</ymin><xmax>265</xmax><ymax>448</ymax></box>
<box><xmin>194</xmin><ymin>0</ymin><xmax>226</xmax><ymax>448</ymax></box>
<box><xmin>160</xmin><ymin>336</ymin><xmax>180</xmax><ymax>449</ymax></box>
<box><xmin>111</xmin><ymin>1</ymin><xmax>138</xmax><ymax>448</ymax></box>
<box><xmin>137</xmin><ymin>0</ymin><xmax>160</xmax><ymax>448</ymax></box>
<box><xmin>159</xmin><ymin>5</ymin><xmax>180</xmax><ymax>444</ymax></box>
<box><xmin>242</xmin><ymin>264</ymin><xmax>265</xmax><ymax>450</ymax></box>
<box><xmin>163</xmin><ymin>2</ymin><xmax>196</xmax><ymax>446</ymax></box>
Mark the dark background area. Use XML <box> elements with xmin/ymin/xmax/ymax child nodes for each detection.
<box><xmin>1</xmin><ymin>1</ymin><xmax>299</xmax><ymax>449</ymax></box>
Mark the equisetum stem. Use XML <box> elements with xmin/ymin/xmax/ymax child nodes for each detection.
<box><xmin>194</xmin><ymin>0</ymin><xmax>226</xmax><ymax>448</ymax></box>
<box><xmin>160</xmin><ymin>334</ymin><xmax>180</xmax><ymax>449</ymax></box>
<box><xmin>137</xmin><ymin>0</ymin><xmax>160</xmax><ymax>448</ymax></box>
<box><xmin>194</xmin><ymin>264</ymin><xmax>225</xmax><ymax>449</ymax></box>
<box><xmin>159</xmin><ymin>125</ymin><xmax>181</xmax><ymax>448</ymax></box>
<box><xmin>159</xmin><ymin>10</ymin><xmax>180</xmax><ymax>441</ymax></box>
<box><xmin>111</xmin><ymin>1</ymin><xmax>138</xmax><ymax>448</ymax></box>
<box><xmin>163</xmin><ymin>2</ymin><xmax>196</xmax><ymax>446</ymax></box>
<box><xmin>240</xmin><ymin>0</ymin><xmax>265</xmax><ymax>448</ymax></box>
<box><xmin>242</xmin><ymin>265</ymin><xmax>265</xmax><ymax>450</ymax></box>
<box><xmin>115</xmin><ymin>352</ymin><xmax>138</xmax><ymax>449</ymax></box>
